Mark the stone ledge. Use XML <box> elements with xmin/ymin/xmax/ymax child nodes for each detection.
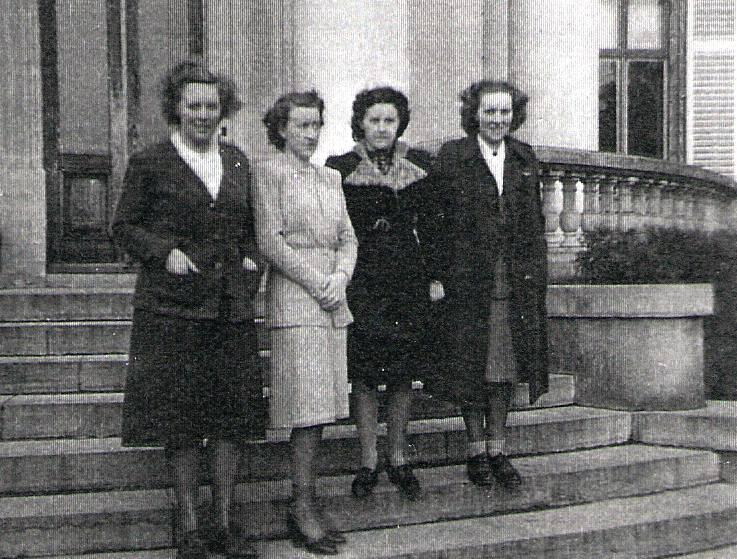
<box><xmin>547</xmin><ymin>283</ymin><xmax>714</xmax><ymax>318</ymax></box>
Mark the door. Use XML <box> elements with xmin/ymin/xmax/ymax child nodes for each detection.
<box><xmin>40</xmin><ymin>0</ymin><xmax>202</xmax><ymax>271</ymax></box>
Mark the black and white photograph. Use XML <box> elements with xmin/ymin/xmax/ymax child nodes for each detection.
<box><xmin>1</xmin><ymin>1</ymin><xmax>737</xmax><ymax>557</ymax></box>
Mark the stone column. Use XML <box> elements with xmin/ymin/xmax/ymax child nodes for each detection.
<box><xmin>206</xmin><ymin>0</ymin><xmax>293</xmax><ymax>160</ymax></box>
<box><xmin>507</xmin><ymin>0</ymin><xmax>599</xmax><ymax>149</ymax></box>
<box><xmin>290</xmin><ymin>0</ymin><xmax>413</xmax><ymax>161</ymax></box>
<box><xmin>0</xmin><ymin>3</ymin><xmax>46</xmax><ymax>280</ymax></box>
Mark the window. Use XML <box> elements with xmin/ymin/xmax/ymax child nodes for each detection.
<box><xmin>598</xmin><ymin>0</ymin><xmax>671</xmax><ymax>158</ymax></box>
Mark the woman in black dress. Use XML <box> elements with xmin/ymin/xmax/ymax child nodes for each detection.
<box><xmin>326</xmin><ymin>87</ymin><xmax>440</xmax><ymax>500</ymax></box>
<box><xmin>113</xmin><ymin>61</ymin><xmax>265</xmax><ymax>559</ymax></box>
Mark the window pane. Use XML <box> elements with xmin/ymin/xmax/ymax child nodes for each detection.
<box><xmin>599</xmin><ymin>59</ymin><xmax>618</xmax><ymax>152</ymax></box>
<box><xmin>56</xmin><ymin>0</ymin><xmax>110</xmax><ymax>154</ymax></box>
<box><xmin>598</xmin><ymin>0</ymin><xmax>619</xmax><ymax>48</ymax></box>
<box><xmin>627</xmin><ymin>60</ymin><xmax>664</xmax><ymax>157</ymax></box>
<box><xmin>627</xmin><ymin>0</ymin><xmax>664</xmax><ymax>49</ymax></box>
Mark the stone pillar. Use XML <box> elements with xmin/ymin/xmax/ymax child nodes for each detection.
<box><xmin>206</xmin><ymin>0</ymin><xmax>293</xmax><ymax>160</ymax></box>
<box><xmin>291</xmin><ymin>0</ymin><xmax>413</xmax><ymax>161</ymax></box>
<box><xmin>0</xmin><ymin>3</ymin><xmax>46</xmax><ymax>280</ymax></box>
<box><xmin>507</xmin><ymin>0</ymin><xmax>598</xmax><ymax>149</ymax></box>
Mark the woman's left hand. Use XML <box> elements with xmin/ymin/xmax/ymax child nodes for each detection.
<box><xmin>242</xmin><ymin>256</ymin><xmax>258</xmax><ymax>272</ymax></box>
<box><xmin>319</xmin><ymin>272</ymin><xmax>348</xmax><ymax>311</ymax></box>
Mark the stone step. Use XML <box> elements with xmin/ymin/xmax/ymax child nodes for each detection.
<box><xmin>634</xmin><ymin>400</ymin><xmax>737</xmax><ymax>451</ymax></box>
<box><xmin>256</xmin><ymin>483</ymin><xmax>737</xmax><ymax>559</ymax></box>
<box><xmin>0</xmin><ymin>318</ymin><xmax>269</xmax><ymax>356</ymax></box>
<box><xmin>0</xmin><ymin>287</ymin><xmax>134</xmax><ymax>321</ymax></box>
<box><xmin>0</xmin><ymin>406</ymin><xmax>630</xmax><ymax>495</ymax></box>
<box><xmin>0</xmin><ymin>445</ymin><xmax>717</xmax><ymax>557</ymax></box>
<box><xmin>0</xmin><ymin>354</ymin><xmax>129</xmax><ymax>393</ymax></box>
<box><xmin>0</xmin><ymin>287</ymin><xmax>265</xmax><ymax>321</ymax></box>
<box><xmin>0</xmin><ymin>375</ymin><xmax>574</xmax><ymax>439</ymax></box>
<box><xmin>675</xmin><ymin>546</ymin><xmax>737</xmax><ymax>558</ymax></box>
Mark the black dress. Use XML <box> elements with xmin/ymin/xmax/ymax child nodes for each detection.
<box><xmin>326</xmin><ymin>142</ymin><xmax>434</xmax><ymax>389</ymax></box>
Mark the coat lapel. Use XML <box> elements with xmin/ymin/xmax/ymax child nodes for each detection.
<box><xmin>163</xmin><ymin>140</ymin><xmax>215</xmax><ymax>203</ymax></box>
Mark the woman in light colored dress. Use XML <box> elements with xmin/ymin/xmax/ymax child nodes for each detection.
<box><xmin>254</xmin><ymin>90</ymin><xmax>357</xmax><ymax>555</ymax></box>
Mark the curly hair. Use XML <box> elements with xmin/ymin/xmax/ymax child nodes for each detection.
<box><xmin>160</xmin><ymin>60</ymin><xmax>242</xmax><ymax>125</ymax></box>
<box><xmin>459</xmin><ymin>81</ymin><xmax>528</xmax><ymax>136</ymax></box>
<box><xmin>262</xmin><ymin>90</ymin><xmax>325</xmax><ymax>151</ymax></box>
<box><xmin>350</xmin><ymin>86</ymin><xmax>411</xmax><ymax>142</ymax></box>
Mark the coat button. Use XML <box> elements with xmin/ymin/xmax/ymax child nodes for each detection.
<box><xmin>209</xmin><ymin>202</ymin><xmax>215</xmax><ymax>209</ymax></box>
<box><xmin>214</xmin><ymin>262</ymin><xmax>223</xmax><ymax>270</ymax></box>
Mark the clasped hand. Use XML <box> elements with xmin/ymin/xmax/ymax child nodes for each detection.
<box><xmin>317</xmin><ymin>272</ymin><xmax>347</xmax><ymax>311</ymax></box>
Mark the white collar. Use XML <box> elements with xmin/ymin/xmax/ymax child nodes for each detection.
<box><xmin>477</xmin><ymin>135</ymin><xmax>505</xmax><ymax>161</ymax></box>
<box><xmin>171</xmin><ymin>130</ymin><xmax>220</xmax><ymax>160</ymax></box>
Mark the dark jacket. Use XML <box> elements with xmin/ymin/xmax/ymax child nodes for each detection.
<box><xmin>421</xmin><ymin>135</ymin><xmax>549</xmax><ymax>404</ymax></box>
<box><xmin>112</xmin><ymin>140</ymin><xmax>264</xmax><ymax>321</ymax></box>
<box><xmin>326</xmin><ymin>143</ymin><xmax>434</xmax><ymax>383</ymax></box>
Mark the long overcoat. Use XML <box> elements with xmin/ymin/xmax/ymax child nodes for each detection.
<box><xmin>422</xmin><ymin>135</ymin><xmax>549</xmax><ymax>405</ymax></box>
<box><xmin>112</xmin><ymin>140</ymin><xmax>264</xmax><ymax>321</ymax></box>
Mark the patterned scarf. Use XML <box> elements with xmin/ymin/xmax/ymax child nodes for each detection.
<box><xmin>366</xmin><ymin>147</ymin><xmax>394</xmax><ymax>175</ymax></box>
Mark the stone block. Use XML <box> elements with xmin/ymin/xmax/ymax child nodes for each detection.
<box><xmin>0</xmin><ymin>356</ymin><xmax>79</xmax><ymax>393</ymax></box>
<box><xmin>548</xmin><ymin>284</ymin><xmax>713</xmax><ymax>411</ymax></box>
<box><xmin>2</xmin><ymin>394</ymin><xmax>122</xmax><ymax>439</ymax></box>
<box><xmin>634</xmin><ymin>401</ymin><xmax>737</xmax><ymax>451</ymax></box>
<box><xmin>47</xmin><ymin>322</ymin><xmax>131</xmax><ymax>355</ymax></box>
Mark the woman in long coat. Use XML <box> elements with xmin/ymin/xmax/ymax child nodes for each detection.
<box><xmin>326</xmin><ymin>86</ymin><xmax>437</xmax><ymax>500</ymax></box>
<box><xmin>423</xmin><ymin>80</ymin><xmax>548</xmax><ymax>488</ymax></box>
<box><xmin>254</xmin><ymin>90</ymin><xmax>357</xmax><ymax>555</ymax></box>
<box><xmin>112</xmin><ymin>61</ymin><xmax>264</xmax><ymax>559</ymax></box>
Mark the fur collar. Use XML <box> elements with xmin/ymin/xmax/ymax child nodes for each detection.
<box><xmin>345</xmin><ymin>141</ymin><xmax>428</xmax><ymax>191</ymax></box>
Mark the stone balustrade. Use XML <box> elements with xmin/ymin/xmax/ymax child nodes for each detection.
<box><xmin>535</xmin><ymin>147</ymin><xmax>737</xmax><ymax>279</ymax></box>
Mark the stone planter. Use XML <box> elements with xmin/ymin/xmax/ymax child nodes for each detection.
<box><xmin>547</xmin><ymin>284</ymin><xmax>713</xmax><ymax>411</ymax></box>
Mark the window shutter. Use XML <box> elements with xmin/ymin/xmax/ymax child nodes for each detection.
<box><xmin>687</xmin><ymin>0</ymin><xmax>736</xmax><ymax>178</ymax></box>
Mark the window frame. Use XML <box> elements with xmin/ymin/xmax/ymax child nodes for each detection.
<box><xmin>599</xmin><ymin>0</ymin><xmax>687</xmax><ymax>160</ymax></box>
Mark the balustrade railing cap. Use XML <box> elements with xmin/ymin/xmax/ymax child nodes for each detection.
<box><xmin>534</xmin><ymin>146</ymin><xmax>737</xmax><ymax>194</ymax></box>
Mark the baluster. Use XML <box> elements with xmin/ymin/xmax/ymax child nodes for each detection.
<box><xmin>541</xmin><ymin>168</ymin><xmax>564</xmax><ymax>247</ymax></box>
<box><xmin>703</xmin><ymin>190</ymin><xmax>720</xmax><ymax>232</ymax></box>
<box><xmin>642</xmin><ymin>179</ymin><xmax>658</xmax><ymax>229</ymax></box>
<box><xmin>599</xmin><ymin>176</ymin><xmax>618</xmax><ymax>231</ymax></box>
<box><xmin>581</xmin><ymin>173</ymin><xmax>603</xmax><ymax>233</ymax></box>
<box><xmin>617</xmin><ymin>177</ymin><xmax>634</xmax><ymax>232</ymax></box>
<box><xmin>683</xmin><ymin>188</ymin><xmax>697</xmax><ymax>231</ymax></box>
<box><xmin>659</xmin><ymin>179</ymin><xmax>674</xmax><ymax>229</ymax></box>
<box><xmin>672</xmin><ymin>181</ymin><xmax>687</xmax><ymax>230</ymax></box>
<box><xmin>560</xmin><ymin>173</ymin><xmax>582</xmax><ymax>247</ymax></box>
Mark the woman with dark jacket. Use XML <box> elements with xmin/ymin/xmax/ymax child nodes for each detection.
<box><xmin>422</xmin><ymin>80</ymin><xmax>549</xmax><ymax>488</ymax></box>
<box><xmin>112</xmin><ymin>61</ymin><xmax>264</xmax><ymax>559</ymax></box>
<box><xmin>326</xmin><ymin>87</ymin><xmax>439</xmax><ymax>501</ymax></box>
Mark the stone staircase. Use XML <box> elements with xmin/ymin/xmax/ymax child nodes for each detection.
<box><xmin>1</xmin><ymin>285</ymin><xmax>737</xmax><ymax>558</ymax></box>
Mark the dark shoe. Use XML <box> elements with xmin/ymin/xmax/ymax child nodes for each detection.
<box><xmin>207</xmin><ymin>526</ymin><xmax>258</xmax><ymax>558</ymax></box>
<box><xmin>488</xmin><ymin>454</ymin><xmax>522</xmax><ymax>488</ymax></box>
<box><xmin>351</xmin><ymin>467</ymin><xmax>379</xmax><ymax>498</ymax></box>
<box><xmin>466</xmin><ymin>453</ymin><xmax>494</xmax><ymax>486</ymax></box>
<box><xmin>287</xmin><ymin>512</ymin><xmax>339</xmax><ymax>555</ymax></box>
<box><xmin>176</xmin><ymin>530</ymin><xmax>208</xmax><ymax>559</ymax></box>
<box><xmin>386</xmin><ymin>464</ymin><xmax>421</xmax><ymax>500</ymax></box>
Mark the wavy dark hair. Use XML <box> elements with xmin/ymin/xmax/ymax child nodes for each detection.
<box><xmin>262</xmin><ymin>90</ymin><xmax>325</xmax><ymax>150</ymax></box>
<box><xmin>459</xmin><ymin>80</ymin><xmax>528</xmax><ymax>136</ymax></box>
<box><xmin>350</xmin><ymin>86</ymin><xmax>411</xmax><ymax>142</ymax></box>
<box><xmin>160</xmin><ymin>60</ymin><xmax>241</xmax><ymax>125</ymax></box>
